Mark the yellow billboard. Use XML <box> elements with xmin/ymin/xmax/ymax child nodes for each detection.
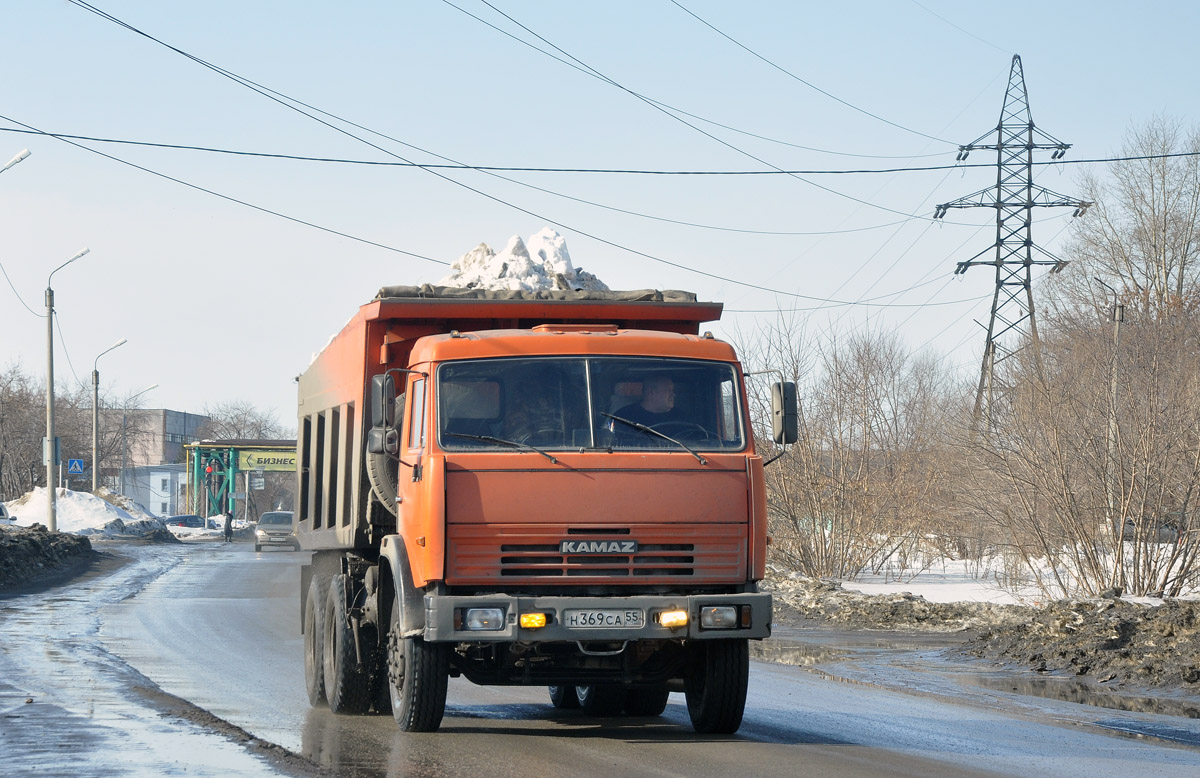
<box><xmin>238</xmin><ymin>450</ymin><xmax>297</xmax><ymax>471</ymax></box>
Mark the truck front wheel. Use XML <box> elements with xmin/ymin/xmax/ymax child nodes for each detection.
<box><xmin>303</xmin><ymin>576</ymin><xmax>327</xmax><ymax>706</ymax></box>
<box><xmin>684</xmin><ymin>638</ymin><xmax>749</xmax><ymax>734</ymax></box>
<box><xmin>387</xmin><ymin>595</ymin><xmax>448</xmax><ymax>731</ymax></box>
<box><xmin>323</xmin><ymin>574</ymin><xmax>373</xmax><ymax>713</ymax></box>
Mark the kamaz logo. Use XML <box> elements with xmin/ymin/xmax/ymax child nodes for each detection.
<box><xmin>559</xmin><ymin>540</ymin><xmax>638</xmax><ymax>554</ymax></box>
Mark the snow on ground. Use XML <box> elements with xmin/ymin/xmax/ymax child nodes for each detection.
<box><xmin>7</xmin><ymin>487</ymin><xmax>149</xmax><ymax>533</ymax></box>
<box><xmin>2</xmin><ymin>487</ymin><xmax>235</xmax><ymax>539</ymax></box>
<box><xmin>837</xmin><ymin>558</ymin><xmax>1035</xmax><ymax>605</ymax></box>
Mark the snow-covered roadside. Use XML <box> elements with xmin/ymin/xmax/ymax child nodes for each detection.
<box><xmin>765</xmin><ymin>568</ymin><xmax>1200</xmax><ymax>695</ymax></box>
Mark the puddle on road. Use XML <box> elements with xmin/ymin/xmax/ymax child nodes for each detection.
<box><xmin>756</xmin><ymin>631</ymin><xmax>1200</xmax><ymax>724</ymax></box>
<box><xmin>962</xmin><ymin>674</ymin><xmax>1200</xmax><ymax>719</ymax></box>
<box><xmin>752</xmin><ymin>640</ymin><xmax>843</xmax><ymax>666</ymax></box>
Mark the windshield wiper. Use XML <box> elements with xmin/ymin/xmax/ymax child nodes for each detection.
<box><xmin>600</xmin><ymin>413</ymin><xmax>707</xmax><ymax>465</ymax></box>
<box><xmin>445</xmin><ymin>432</ymin><xmax>558</xmax><ymax>464</ymax></box>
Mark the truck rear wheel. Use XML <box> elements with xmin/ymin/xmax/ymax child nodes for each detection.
<box><xmin>684</xmin><ymin>638</ymin><xmax>748</xmax><ymax>734</ymax></box>
<box><xmin>624</xmin><ymin>685</ymin><xmax>670</xmax><ymax>716</ymax></box>
<box><xmin>548</xmin><ymin>685</ymin><xmax>580</xmax><ymax>709</ymax></box>
<box><xmin>575</xmin><ymin>685</ymin><xmax>624</xmax><ymax>716</ymax></box>
<box><xmin>304</xmin><ymin>576</ymin><xmax>327</xmax><ymax>706</ymax></box>
<box><xmin>387</xmin><ymin>595</ymin><xmax>448</xmax><ymax>731</ymax></box>
<box><xmin>323</xmin><ymin>574</ymin><xmax>373</xmax><ymax>714</ymax></box>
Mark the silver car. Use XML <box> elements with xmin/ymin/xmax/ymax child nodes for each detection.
<box><xmin>254</xmin><ymin>511</ymin><xmax>299</xmax><ymax>552</ymax></box>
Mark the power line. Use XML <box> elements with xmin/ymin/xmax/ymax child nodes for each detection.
<box><xmin>54</xmin><ymin>311</ymin><xmax>81</xmax><ymax>385</ymax></box>
<box><xmin>6</xmin><ymin>126</ymin><xmax>1192</xmax><ymax>175</ymax></box>
<box><xmin>667</xmin><ymin>0</ymin><xmax>954</xmax><ymax>145</ymax></box>
<box><xmin>461</xmin><ymin>0</ymin><xmax>946</xmax><ymax>222</ymax></box>
<box><xmin>438</xmin><ymin>0</ymin><xmax>944</xmax><ymax>161</ymax></box>
<box><xmin>57</xmin><ymin>3</ymin><xmax>958</xmax><ymax>302</ymax></box>
<box><xmin>0</xmin><ymin>114</ymin><xmax>450</xmax><ymax>267</ymax></box>
<box><xmin>0</xmin><ymin>256</ymin><xmax>44</xmax><ymax>317</ymax></box>
<box><xmin>907</xmin><ymin>0</ymin><xmax>1010</xmax><ymax>55</ymax></box>
<box><xmin>0</xmin><ymin>127</ymin><xmax>920</xmax><ymax>237</ymax></box>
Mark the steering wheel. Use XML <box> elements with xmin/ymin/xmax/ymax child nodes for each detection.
<box><xmin>650</xmin><ymin>421</ymin><xmax>713</xmax><ymax>441</ymax></box>
<box><xmin>515</xmin><ymin>427</ymin><xmax>561</xmax><ymax>445</ymax></box>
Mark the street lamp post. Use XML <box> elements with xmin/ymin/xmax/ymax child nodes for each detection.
<box><xmin>45</xmin><ymin>248</ymin><xmax>91</xmax><ymax>532</ymax></box>
<box><xmin>120</xmin><ymin>384</ymin><xmax>159</xmax><ymax>499</ymax></box>
<box><xmin>92</xmin><ymin>338</ymin><xmax>128</xmax><ymax>493</ymax></box>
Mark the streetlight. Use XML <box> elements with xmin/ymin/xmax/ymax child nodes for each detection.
<box><xmin>92</xmin><ymin>338</ymin><xmax>128</xmax><ymax>493</ymax></box>
<box><xmin>121</xmin><ymin>384</ymin><xmax>159</xmax><ymax>499</ymax></box>
<box><xmin>45</xmin><ymin>247</ymin><xmax>91</xmax><ymax>532</ymax></box>
<box><xmin>2</xmin><ymin>148</ymin><xmax>30</xmax><ymax>174</ymax></box>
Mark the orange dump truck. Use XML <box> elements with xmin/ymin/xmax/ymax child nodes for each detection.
<box><xmin>297</xmin><ymin>286</ymin><xmax>796</xmax><ymax>733</ymax></box>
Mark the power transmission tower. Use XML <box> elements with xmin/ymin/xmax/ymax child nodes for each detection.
<box><xmin>934</xmin><ymin>54</ymin><xmax>1090</xmax><ymax>427</ymax></box>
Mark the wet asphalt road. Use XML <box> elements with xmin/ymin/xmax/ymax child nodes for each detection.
<box><xmin>5</xmin><ymin>541</ymin><xmax>1200</xmax><ymax>777</ymax></box>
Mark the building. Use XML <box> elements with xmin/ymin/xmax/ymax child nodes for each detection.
<box><xmin>98</xmin><ymin>408</ymin><xmax>209</xmax><ymax>516</ymax></box>
<box><xmin>122</xmin><ymin>463</ymin><xmax>189</xmax><ymax>517</ymax></box>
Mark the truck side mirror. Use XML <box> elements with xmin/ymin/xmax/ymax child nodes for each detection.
<box><xmin>371</xmin><ymin>374</ymin><xmax>396</xmax><ymax>428</ymax></box>
<box><xmin>367</xmin><ymin>427</ymin><xmax>399</xmax><ymax>456</ymax></box>
<box><xmin>771</xmin><ymin>381</ymin><xmax>798</xmax><ymax>444</ymax></box>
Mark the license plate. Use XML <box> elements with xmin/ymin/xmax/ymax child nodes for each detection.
<box><xmin>563</xmin><ymin>609</ymin><xmax>645</xmax><ymax>629</ymax></box>
<box><xmin>268</xmin><ymin>537</ymin><xmax>290</xmax><ymax>543</ymax></box>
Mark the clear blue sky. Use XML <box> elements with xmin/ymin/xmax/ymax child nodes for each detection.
<box><xmin>2</xmin><ymin>1</ymin><xmax>1197</xmax><ymax>428</ymax></box>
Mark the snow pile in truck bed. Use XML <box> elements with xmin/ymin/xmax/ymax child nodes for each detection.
<box><xmin>436</xmin><ymin>228</ymin><xmax>609</xmax><ymax>292</ymax></box>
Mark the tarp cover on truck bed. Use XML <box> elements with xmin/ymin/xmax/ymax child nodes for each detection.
<box><xmin>375</xmin><ymin>285</ymin><xmax>698</xmax><ymax>303</ymax></box>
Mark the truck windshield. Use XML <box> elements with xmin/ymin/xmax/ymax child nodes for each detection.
<box><xmin>437</xmin><ymin>357</ymin><xmax>744</xmax><ymax>452</ymax></box>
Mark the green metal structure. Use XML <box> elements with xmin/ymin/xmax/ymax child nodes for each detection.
<box><xmin>185</xmin><ymin>439</ymin><xmax>296</xmax><ymax>517</ymax></box>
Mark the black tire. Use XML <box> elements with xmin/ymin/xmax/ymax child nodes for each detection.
<box><xmin>323</xmin><ymin>574</ymin><xmax>373</xmax><ymax>714</ymax></box>
<box><xmin>624</xmin><ymin>685</ymin><xmax>670</xmax><ymax>717</ymax></box>
<box><xmin>303</xmin><ymin>576</ymin><xmax>327</xmax><ymax>706</ymax></box>
<box><xmin>684</xmin><ymin>639</ymin><xmax>749</xmax><ymax>734</ymax></box>
<box><xmin>548</xmin><ymin>685</ymin><xmax>580</xmax><ymax>709</ymax></box>
<box><xmin>366</xmin><ymin>451</ymin><xmax>399</xmax><ymax>517</ymax></box>
<box><xmin>254</xmin><ymin>544</ymin><xmax>261</xmax><ymax>552</ymax></box>
<box><xmin>576</xmin><ymin>684</ymin><xmax>624</xmax><ymax>716</ymax></box>
<box><xmin>387</xmin><ymin>594</ymin><xmax>448</xmax><ymax>731</ymax></box>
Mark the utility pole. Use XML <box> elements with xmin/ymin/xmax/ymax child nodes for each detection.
<box><xmin>934</xmin><ymin>55</ymin><xmax>1091</xmax><ymax>428</ymax></box>
<box><xmin>1095</xmin><ymin>278</ymin><xmax>1124</xmax><ymax>586</ymax></box>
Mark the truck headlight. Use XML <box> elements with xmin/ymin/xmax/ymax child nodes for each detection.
<box><xmin>699</xmin><ymin>606</ymin><xmax>739</xmax><ymax>629</ymax></box>
<box><xmin>461</xmin><ymin>607</ymin><xmax>506</xmax><ymax>631</ymax></box>
<box><xmin>657</xmin><ymin>609</ymin><xmax>689</xmax><ymax>629</ymax></box>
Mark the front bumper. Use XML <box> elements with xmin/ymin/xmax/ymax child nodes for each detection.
<box><xmin>424</xmin><ymin>592</ymin><xmax>771</xmax><ymax>643</ymax></box>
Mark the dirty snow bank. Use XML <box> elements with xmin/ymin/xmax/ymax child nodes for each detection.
<box><xmin>766</xmin><ymin>568</ymin><xmax>1200</xmax><ymax>691</ymax></box>
<box><xmin>765</xmin><ymin>571</ymin><xmax>1032</xmax><ymax>632</ymax></box>
<box><xmin>962</xmin><ymin>596</ymin><xmax>1200</xmax><ymax>688</ymax></box>
<box><xmin>0</xmin><ymin>524</ymin><xmax>94</xmax><ymax>587</ymax></box>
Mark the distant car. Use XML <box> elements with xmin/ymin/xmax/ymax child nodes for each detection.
<box><xmin>165</xmin><ymin>514</ymin><xmax>205</xmax><ymax>528</ymax></box>
<box><xmin>0</xmin><ymin>503</ymin><xmax>13</xmax><ymax>525</ymax></box>
<box><xmin>254</xmin><ymin>511</ymin><xmax>298</xmax><ymax>552</ymax></box>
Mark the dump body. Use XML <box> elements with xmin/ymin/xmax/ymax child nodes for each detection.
<box><xmin>296</xmin><ymin>286</ymin><xmax>776</xmax><ymax>734</ymax></box>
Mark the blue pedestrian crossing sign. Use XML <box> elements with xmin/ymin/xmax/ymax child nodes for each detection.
<box><xmin>67</xmin><ymin>458</ymin><xmax>85</xmax><ymax>475</ymax></box>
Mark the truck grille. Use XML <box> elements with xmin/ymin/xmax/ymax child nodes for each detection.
<box><xmin>446</xmin><ymin>524</ymin><xmax>746</xmax><ymax>584</ymax></box>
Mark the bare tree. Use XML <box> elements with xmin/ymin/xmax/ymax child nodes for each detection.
<box><xmin>1048</xmin><ymin>115</ymin><xmax>1200</xmax><ymax>322</ymax></box>
<box><xmin>199</xmin><ymin>400</ymin><xmax>289</xmax><ymax>440</ymax></box>
<box><xmin>962</xmin><ymin>313</ymin><xmax>1200</xmax><ymax>597</ymax></box>
<box><xmin>743</xmin><ymin>324</ymin><xmax>956</xmax><ymax>580</ymax></box>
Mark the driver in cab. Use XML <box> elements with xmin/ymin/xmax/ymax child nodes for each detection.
<box><xmin>617</xmin><ymin>375</ymin><xmax>677</xmax><ymax>428</ymax></box>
